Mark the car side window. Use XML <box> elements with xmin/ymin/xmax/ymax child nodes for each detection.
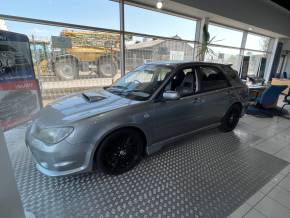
<box><xmin>222</xmin><ymin>65</ymin><xmax>243</xmax><ymax>86</ymax></box>
<box><xmin>196</xmin><ymin>66</ymin><xmax>230</xmax><ymax>93</ymax></box>
<box><xmin>164</xmin><ymin>66</ymin><xmax>196</xmax><ymax>97</ymax></box>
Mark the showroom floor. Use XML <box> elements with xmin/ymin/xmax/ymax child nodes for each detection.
<box><xmin>5</xmin><ymin>112</ymin><xmax>290</xmax><ymax>218</ymax></box>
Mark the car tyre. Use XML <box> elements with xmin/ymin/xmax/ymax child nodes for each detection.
<box><xmin>97</xmin><ymin>56</ymin><xmax>117</xmax><ymax>78</ymax></box>
<box><xmin>55</xmin><ymin>58</ymin><xmax>79</xmax><ymax>80</ymax></box>
<box><xmin>219</xmin><ymin>104</ymin><xmax>241</xmax><ymax>132</ymax></box>
<box><xmin>96</xmin><ymin>129</ymin><xmax>144</xmax><ymax>175</ymax></box>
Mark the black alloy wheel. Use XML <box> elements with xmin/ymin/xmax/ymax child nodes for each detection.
<box><xmin>96</xmin><ymin>129</ymin><xmax>144</xmax><ymax>175</ymax></box>
<box><xmin>219</xmin><ymin>105</ymin><xmax>241</xmax><ymax>132</ymax></box>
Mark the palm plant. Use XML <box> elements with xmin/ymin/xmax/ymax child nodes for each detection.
<box><xmin>196</xmin><ymin>24</ymin><xmax>220</xmax><ymax>61</ymax></box>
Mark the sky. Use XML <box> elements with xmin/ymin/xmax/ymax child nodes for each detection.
<box><xmin>0</xmin><ymin>0</ymin><xmax>269</xmax><ymax>52</ymax></box>
<box><xmin>1</xmin><ymin>0</ymin><xmax>195</xmax><ymax>40</ymax></box>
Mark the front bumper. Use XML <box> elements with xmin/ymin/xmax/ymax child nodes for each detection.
<box><xmin>25</xmin><ymin>125</ymin><xmax>93</xmax><ymax>176</ymax></box>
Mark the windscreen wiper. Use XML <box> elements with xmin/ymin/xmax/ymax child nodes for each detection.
<box><xmin>110</xmin><ymin>85</ymin><xmax>128</xmax><ymax>90</ymax></box>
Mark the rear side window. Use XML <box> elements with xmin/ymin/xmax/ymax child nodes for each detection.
<box><xmin>222</xmin><ymin>65</ymin><xmax>243</xmax><ymax>86</ymax></box>
<box><xmin>196</xmin><ymin>66</ymin><xmax>229</xmax><ymax>93</ymax></box>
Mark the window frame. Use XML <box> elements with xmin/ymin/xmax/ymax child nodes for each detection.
<box><xmin>194</xmin><ymin>64</ymin><xmax>231</xmax><ymax>94</ymax></box>
<box><xmin>154</xmin><ymin>63</ymin><xmax>197</xmax><ymax>101</ymax></box>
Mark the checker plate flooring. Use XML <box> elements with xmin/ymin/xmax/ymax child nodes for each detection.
<box><xmin>6</xmin><ymin>126</ymin><xmax>288</xmax><ymax>218</ymax></box>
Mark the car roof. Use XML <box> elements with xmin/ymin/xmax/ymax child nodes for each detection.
<box><xmin>145</xmin><ymin>60</ymin><xmax>232</xmax><ymax>68</ymax></box>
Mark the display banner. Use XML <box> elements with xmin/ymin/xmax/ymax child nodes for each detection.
<box><xmin>0</xmin><ymin>30</ymin><xmax>35</xmax><ymax>82</ymax></box>
<box><xmin>0</xmin><ymin>80</ymin><xmax>41</xmax><ymax>131</ymax></box>
<box><xmin>0</xmin><ymin>30</ymin><xmax>41</xmax><ymax>131</ymax></box>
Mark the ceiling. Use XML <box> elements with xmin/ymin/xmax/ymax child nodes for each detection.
<box><xmin>271</xmin><ymin>0</ymin><xmax>290</xmax><ymax>11</ymax></box>
<box><xmin>126</xmin><ymin>0</ymin><xmax>288</xmax><ymax>38</ymax></box>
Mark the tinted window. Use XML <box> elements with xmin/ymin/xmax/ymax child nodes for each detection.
<box><xmin>222</xmin><ymin>66</ymin><xmax>242</xmax><ymax>86</ymax></box>
<box><xmin>197</xmin><ymin>66</ymin><xmax>229</xmax><ymax>92</ymax></box>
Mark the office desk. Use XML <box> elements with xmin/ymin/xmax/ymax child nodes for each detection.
<box><xmin>271</xmin><ymin>78</ymin><xmax>290</xmax><ymax>94</ymax></box>
<box><xmin>247</xmin><ymin>84</ymin><xmax>267</xmax><ymax>100</ymax></box>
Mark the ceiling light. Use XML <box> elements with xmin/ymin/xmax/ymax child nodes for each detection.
<box><xmin>156</xmin><ymin>0</ymin><xmax>163</xmax><ymax>9</ymax></box>
<box><xmin>248</xmin><ymin>27</ymin><xmax>253</xmax><ymax>31</ymax></box>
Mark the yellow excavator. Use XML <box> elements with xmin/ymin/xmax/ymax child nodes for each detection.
<box><xmin>31</xmin><ymin>30</ymin><xmax>120</xmax><ymax>80</ymax></box>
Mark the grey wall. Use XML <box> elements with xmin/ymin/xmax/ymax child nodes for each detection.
<box><xmin>173</xmin><ymin>0</ymin><xmax>290</xmax><ymax>37</ymax></box>
<box><xmin>0</xmin><ymin>130</ymin><xmax>25</xmax><ymax>218</ymax></box>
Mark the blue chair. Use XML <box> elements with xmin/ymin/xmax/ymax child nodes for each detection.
<box><xmin>247</xmin><ymin>85</ymin><xmax>287</xmax><ymax>117</ymax></box>
<box><xmin>280</xmin><ymin>90</ymin><xmax>290</xmax><ymax>113</ymax></box>
<box><xmin>256</xmin><ymin>85</ymin><xmax>287</xmax><ymax>108</ymax></box>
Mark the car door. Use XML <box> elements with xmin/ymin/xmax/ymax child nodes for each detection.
<box><xmin>151</xmin><ymin>65</ymin><xmax>206</xmax><ymax>143</ymax></box>
<box><xmin>194</xmin><ymin>64</ymin><xmax>231</xmax><ymax>125</ymax></box>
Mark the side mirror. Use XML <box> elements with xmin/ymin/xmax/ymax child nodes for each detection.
<box><xmin>163</xmin><ymin>90</ymin><xmax>180</xmax><ymax>101</ymax></box>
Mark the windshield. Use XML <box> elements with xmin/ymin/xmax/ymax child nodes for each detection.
<box><xmin>107</xmin><ymin>64</ymin><xmax>172</xmax><ymax>101</ymax></box>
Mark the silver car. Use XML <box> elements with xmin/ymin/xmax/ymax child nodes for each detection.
<box><xmin>26</xmin><ymin>61</ymin><xmax>249</xmax><ymax>176</ymax></box>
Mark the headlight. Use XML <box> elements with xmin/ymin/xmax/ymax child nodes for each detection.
<box><xmin>35</xmin><ymin>127</ymin><xmax>74</xmax><ymax>144</ymax></box>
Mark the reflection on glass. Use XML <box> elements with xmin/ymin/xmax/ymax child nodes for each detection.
<box><xmin>245</xmin><ymin>33</ymin><xmax>270</xmax><ymax>51</ymax></box>
<box><xmin>125</xmin><ymin>4</ymin><xmax>196</xmax><ymax>41</ymax></box>
<box><xmin>125</xmin><ymin>36</ymin><xmax>194</xmax><ymax>72</ymax></box>
<box><xmin>208</xmin><ymin>23</ymin><xmax>243</xmax><ymax>48</ymax></box>
<box><xmin>125</xmin><ymin>36</ymin><xmax>194</xmax><ymax>71</ymax></box>
<box><xmin>204</xmin><ymin>46</ymin><xmax>241</xmax><ymax>71</ymax></box>
<box><xmin>0</xmin><ymin>0</ymin><xmax>120</xmax><ymax>30</ymax></box>
<box><xmin>107</xmin><ymin>64</ymin><xmax>172</xmax><ymax>101</ymax></box>
<box><xmin>5</xmin><ymin>20</ymin><xmax>121</xmax><ymax>106</ymax></box>
<box><xmin>244</xmin><ymin>50</ymin><xmax>267</xmax><ymax>76</ymax></box>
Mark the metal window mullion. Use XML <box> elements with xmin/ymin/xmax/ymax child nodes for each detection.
<box><xmin>0</xmin><ymin>14</ymin><xmax>121</xmax><ymax>34</ymax></box>
<box><xmin>193</xmin><ymin>19</ymin><xmax>202</xmax><ymax>61</ymax></box>
<box><xmin>238</xmin><ymin>31</ymin><xmax>248</xmax><ymax>75</ymax></box>
<box><xmin>264</xmin><ymin>38</ymin><xmax>279</xmax><ymax>82</ymax></box>
<box><xmin>120</xmin><ymin>0</ymin><xmax>125</xmax><ymax>76</ymax></box>
<box><xmin>123</xmin><ymin>30</ymin><xmax>197</xmax><ymax>44</ymax></box>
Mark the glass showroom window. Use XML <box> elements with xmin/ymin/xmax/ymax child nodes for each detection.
<box><xmin>245</xmin><ymin>33</ymin><xmax>271</xmax><ymax>77</ymax></box>
<box><xmin>245</xmin><ymin>33</ymin><xmax>270</xmax><ymax>51</ymax></box>
<box><xmin>125</xmin><ymin>35</ymin><xmax>195</xmax><ymax>72</ymax></box>
<box><xmin>244</xmin><ymin>50</ymin><xmax>267</xmax><ymax>76</ymax></box>
<box><xmin>204</xmin><ymin>46</ymin><xmax>241</xmax><ymax>71</ymax></box>
<box><xmin>124</xmin><ymin>4</ymin><xmax>196</xmax><ymax>72</ymax></box>
<box><xmin>0</xmin><ymin>0</ymin><xmax>120</xmax><ymax>30</ymax></box>
<box><xmin>206</xmin><ymin>23</ymin><xmax>244</xmax><ymax>71</ymax></box>
<box><xmin>208</xmin><ymin>23</ymin><xmax>243</xmax><ymax>48</ymax></box>
<box><xmin>5</xmin><ymin>20</ymin><xmax>121</xmax><ymax>105</ymax></box>
<box><xmin>124</xmin><ymin>4</ymin><xmax>196</xmax><ymax>41</ymax></box>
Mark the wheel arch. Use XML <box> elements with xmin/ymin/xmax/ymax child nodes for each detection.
<box><xmin>92</xmin><ymin>125</ymin><xmax>148</xmax><ymax>168</ymax></box>
<box><xmin>222</xmin><ymin>101</ymin><xmax>243</xmax><ymax>120</ymax></box>
<box><xmin>231</xmin><ymin>102</ymin><xmax>243</xmax><ymax>115</ymax></box>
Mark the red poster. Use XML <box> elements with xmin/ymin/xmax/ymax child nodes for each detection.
<box><xmin>0</xmin><ymin>80</ymin><xmax>41</xmax><ymax>131</ymax></box>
